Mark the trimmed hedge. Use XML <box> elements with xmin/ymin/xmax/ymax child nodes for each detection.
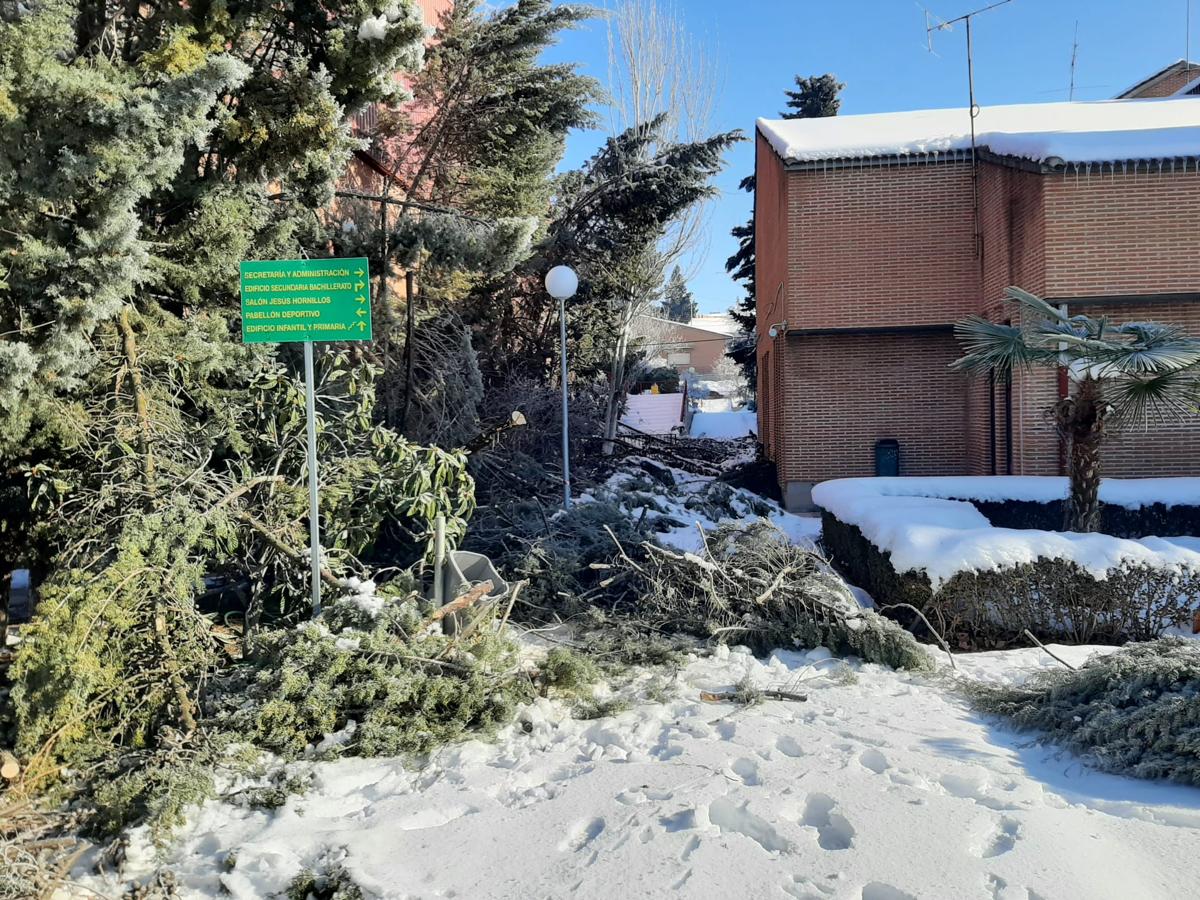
<box><xmin>967</xmin><ymin>498</ymin><xmax>1200</xmax><ymax>539</ymax></box>
<box><xmin>821</xmin><ymin>512</ymin><xmax>1200</xmax><ymax>649</ymax></box>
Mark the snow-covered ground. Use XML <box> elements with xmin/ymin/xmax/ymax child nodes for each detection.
<box><xmin>690</xmin><ymin>409</ymin><xmax>757</xmax><ymax>440</ymax></box>
<box><xmin>79</xmin><ymin>465</ymin><xmax>1200</xmax><ymax>899</ymax></box>
<box><xmin>99</xmin><ymin>643</ymin><xmax>1200</xmax><ymax>900</ymax></box>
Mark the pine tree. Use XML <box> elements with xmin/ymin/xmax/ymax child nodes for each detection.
<box><xmin>726</xmin><ymin>73</ymin><xmax>844</xmax><ymax>382</ymax></box>
<box><xmin>661</xmin><ymin>266</ymin><xmax>697</xmax><ymax>322</ymax></box>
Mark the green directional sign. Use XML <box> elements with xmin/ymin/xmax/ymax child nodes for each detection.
<box><xmin>239</xmin><ymin>257</ymin><xmax>371</xmax><ymax>344</ymax></box>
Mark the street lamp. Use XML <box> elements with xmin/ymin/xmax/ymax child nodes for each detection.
<box><xmin>545</xmin><ymin>265</ymin><xmax>578</xmax><ymax>508</ymax></box>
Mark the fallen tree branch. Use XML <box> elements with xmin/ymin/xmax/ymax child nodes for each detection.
<box><xmin>877</xmin><ymin>602</ymin><xmax>957</xmax><ymax>670</ymax></box>
<box><xmin>1022</xmin><ymin>628</ymin><xmax>1078</xmax><ymax>671</ymax></box>
<box><xmin>427</xmin><ymin>581</ymin><xmax>494</xmax><ymax>624</ymax></box>
<box><xmin>700</xmin><ymin>689</ymin><xmax>807</xmax><ymax>703</ymax></box>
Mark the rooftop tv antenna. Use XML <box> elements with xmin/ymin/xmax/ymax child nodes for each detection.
<box><xmin>925</xmin><ymin>0</ymin><xmax>1014</xmax><ymax>260</ymax></box>
<box><xmin>1069</xmin><ymin>20</ymin><xmax>1079</xmax><ymax>100</ymax></box>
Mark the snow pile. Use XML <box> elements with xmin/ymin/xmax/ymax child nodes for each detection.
<box><xmin>815</xmin><ymin>474</ymin><xmax>1200</xmax><ymax>510</ymax></box>
<box><xmin>582</xmin><ymin>457</ymin><xmax>819</xmax><ymax>552</ymax></box>
<box><xmin>813</xmin><ymin>477</ymin><xmax>1200</xmax><ymax>588</ymax></box>
<box><xmin>758</xmin><ymin>97</ymin><xmax>1200</xmax><ymax>165</ymax></box>
<box><xmin>92</xmin><ymin>643</ymin><xmax>1200</xmax><ymax>900</ymax></box>
<box><xmin>690</xmin><ymin>409</ymin><xmax>757</xmax><ymax>440</ymax></box>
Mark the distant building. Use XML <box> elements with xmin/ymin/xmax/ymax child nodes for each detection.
<box><xmin>1115</xmin><ymin>59</ymin><xmax>1200</xmax><ymax>99</ymax></box>
<box><xmin>753</xmin><ymin>64</ymin><xmax>1200</xmax><ymax>510</ymax></box>
<box><xmin>634</xmin><ymin>314</ymin><xmax>738</xmax><ymax>375</ymax></box>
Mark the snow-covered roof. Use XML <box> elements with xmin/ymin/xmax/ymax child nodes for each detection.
<box><xmin>757</xmin><ymin>97</ymin><xmax>1200</xmax><ymax>166</ymax></box>
<box><xmin>635</xmin><ymin>314</ymin><xmax>736</xmax><ymax>338</ymax></box>
<box><xmin>688</xmin><ymin>315</ymin><xmax>739</xmax><ymax>337</ymax></box>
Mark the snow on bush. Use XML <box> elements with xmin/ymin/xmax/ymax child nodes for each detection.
<box><xmin>812</xmin><ymin>477</ymin><xmax>1200</xmax><ymax>589</ymax></box>
<box><xmin>357</xmin><ymin>15</ymin><xmax>389</xmax><ymax>41</ymax></box>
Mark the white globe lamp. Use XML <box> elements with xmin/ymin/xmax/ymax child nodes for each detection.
<box><xmin>545</xmin><ymin>265</ymin><xmax>579</xmax><ymax>301</ymax></box>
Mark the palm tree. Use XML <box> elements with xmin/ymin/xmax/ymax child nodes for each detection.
<box><xmin>953</xmin><ymin>287</ymin><xmax>1200</xmax><ymax>533</ymax></box>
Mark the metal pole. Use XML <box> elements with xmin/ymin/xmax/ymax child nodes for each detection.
<box><xmin>432</xmin><ymin>514</ymin><xmax>446</xmax><ymax>607</ymax></box>
<box><xmin>559</xmin><ymin>294</ymin><xmax>572</xmax><ymax>508</ymax></box>
<box><xmin>303</xmin><ymin>340</ymin><xmax>322</xmax><ymax>616</ymax></box>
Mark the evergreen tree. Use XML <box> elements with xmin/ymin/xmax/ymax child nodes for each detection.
<box><xmin>782</xmin><ymin>73</ymin><xmax>845</xmax><ymax>119</ymax></box>
<box><xmin>329</xmin><ymin>0</ymin><xmax>599</xmax><ymax>443</ymax></box>
<box><xmin>660</xmin><ymin>266</ymin><xmax>697</xmax><ymax>322</ymax></box>
<box><xmin>464</xmin><ymin>116</ymin><xmax>741</xmax><ymax>383</ymax></box>
<box><xmin>726</xmin><ymin>73</ymin><xmax>843</xmax><ymax>382</ymax></box>
<box><xmin>0</xmin><ymin>0</ymin><xmax>480</xmax><ymax>824</ymax></box>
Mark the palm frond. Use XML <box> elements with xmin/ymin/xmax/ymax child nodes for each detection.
<box><xmin>1108</xmin><ymin>369</ymin><xmax>1200</xmax><ymax>427</ymax></box>
<box><xmin>951</xmin><ymin>317</ymin><xmax>1045</xmax><ymax>375</ymax></box>
<box><xmin>1096</xmin><ymin>342</ymin><xmax>1200</xmax><ymax>376</ymax></box>
<box><xmin>1003</xmin><ymin>286</ymin><xmax>1067</xmax><ymax>323</ymax></box>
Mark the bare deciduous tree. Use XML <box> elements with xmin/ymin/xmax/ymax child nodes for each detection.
<box><xmin>599</xmin><ymin>0</ymin><xmax>721</xmax><ymax>449</ymax></box>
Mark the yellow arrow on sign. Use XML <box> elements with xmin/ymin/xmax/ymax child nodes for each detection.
<box><xmin>356</xmin><ymin>295</ymin><xmax>367</xmax><ymax>304</ymax></box>
<box><xmin>356</xmin><ymin>321</ymin><xmax>367</xmax><ymax>331</ymax></box>
<box><xmin>356</xmin><ymin>280</ymin><xmax>365</xmax><ymax>291</ymax></box>
<box><xmin>355</xmin><ymin>268</ymin><xmax>366</xmax><ymax>278</ymax></box>
<box><xmin>355</xmin><ymin>308</ymin><xmax>366</xmax><ymax>317</ymax></box>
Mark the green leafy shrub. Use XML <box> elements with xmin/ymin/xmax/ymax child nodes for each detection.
<box><xmin>965</xmin><ymin>638</ymin><xmax>1200</xmax><ymax>785</ymax></box>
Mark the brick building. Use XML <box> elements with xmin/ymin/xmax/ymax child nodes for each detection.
<box><xmin>753</xmin><ymin>68</ymin><xmax>1200</xmax><ymax>510</ymax></box>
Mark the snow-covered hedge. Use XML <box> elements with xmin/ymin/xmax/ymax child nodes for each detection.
<box><xmin>814</xmin><ymin>477</ymin><xmax>1200</xmax><ymax>646</ymax></box>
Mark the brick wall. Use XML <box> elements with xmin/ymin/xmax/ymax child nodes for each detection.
<box><xmin>755</xmin><ymin>132</ymin><xmax>790</xmax><ymax>465</ymax></box>
<box><xmin>779</xmin><ymin>331</ymin><xmax>970</xmax><ymax>483</ymax></box>
<box><xmin>756</xmin><ymin>132</ymin><xmax>1200</xmax><ymax>492</ymax></box>
<box><xmin>784</xmin><ymin>163</ymin><xmax>979</xmax><ymax>329</ymax></box>
<box><xmin>1043</xmin><ymin>168</ymin><xmax>1200</xmax><ymax>298</ymax></box>
<box><xmin>1073</xmin><ymin>299</ymin><xmax>1200</xmax><ymax>478</ymax></box>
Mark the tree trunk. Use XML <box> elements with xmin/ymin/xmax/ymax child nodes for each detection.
<box><xmin>1057</xmin><ymin>377</ymin><xmax>1107</xmax><ymax>533</ymax></box>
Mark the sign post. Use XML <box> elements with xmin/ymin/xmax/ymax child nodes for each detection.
<box><xmin>239</xmin><ymin>257</ymin><xmax>372</xmax><ymax>616</ymax></box>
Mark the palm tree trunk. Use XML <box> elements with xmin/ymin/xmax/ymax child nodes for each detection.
<box><xmin>1057</xmin><ymin>377</ymin><xmax>1106</xmax><ymax>533</ymax></box>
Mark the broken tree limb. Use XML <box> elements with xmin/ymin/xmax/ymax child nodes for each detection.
<box><xmin>427</xmin><ymin>580</ymin><xmax>494</xmax><ymax>624</ymax></box>
<box><xmin>463</xmin><ymin>411</ymin><xmax>528</xmax><ymax>455</ymax></box>
<box><xmin>877</xmin><ymin>602</ymin><xmax>957</xmax><ymax>670</ymax></box>
<box><xmin>700</xmin><ymin>690</ymin><xmax>807</xmax><ymax>703</ymax></box>
<box><xmin>1022</xmin><ymin>628</ymin><xmax>1077</xmax><ymax>671</ymax></box>
<box><xmin>1</xmin><ymin>750</ymin><xmax>19</xmax><ymax>780</ymax></box>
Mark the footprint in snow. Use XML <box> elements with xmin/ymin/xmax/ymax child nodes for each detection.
<box><xmin>802</xmin><ymin>792</ymin><xmax>856</xmax><ymax>851</ymax></box>
<box><xmin>708</xmin><ymin>796</ymin><xmax>791</xmax><ymax>854</ymax></box>
<box><xmin>861</xmin><ymin>883</ymin><xmax>918</xmax><ymax>900</ymax></box>
<box><xmin>559</xmin><ymin>817</ymin><xmax>606</xmax><ymax>853</ymax></box>
<box><xmin>977</xmin><ymin>817</ymin><xmax>1022</xmax><ymax>859</ymax></box>
<box><xmin>727</xmin><ymin>757</ymin><xmax>763</xmax><ymax>786</ymax></box>
<box><xmin>858</xmin><ymin>748</ymin><xmax>890</xmax><ymax>774</ymax></box>
<box><xmin>775</xmin><ymin>735</ymin><xmax>806</xmax><ymax>758</ymax></box>
<box><xmin>781</xmin><ymin>875</ymin><xmax>836</xmax><ymax>899</ymax></box>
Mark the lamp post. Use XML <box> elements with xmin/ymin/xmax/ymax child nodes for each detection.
<box><xmin>545</xmin><ymin>265</ymin><xmax>579</xmax><ymax>508</ymax></box>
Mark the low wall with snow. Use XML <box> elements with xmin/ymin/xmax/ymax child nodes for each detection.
<box><xmin>813</xmin><ymin>477</ymin><xmax>1200</xmax><ymax>647</ymax></box>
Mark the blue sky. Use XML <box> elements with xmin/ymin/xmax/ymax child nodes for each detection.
<box><xmin>541</xmin><ymin>0</ymin><xmax>1196</xmax><ymax>314</ymax></box>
